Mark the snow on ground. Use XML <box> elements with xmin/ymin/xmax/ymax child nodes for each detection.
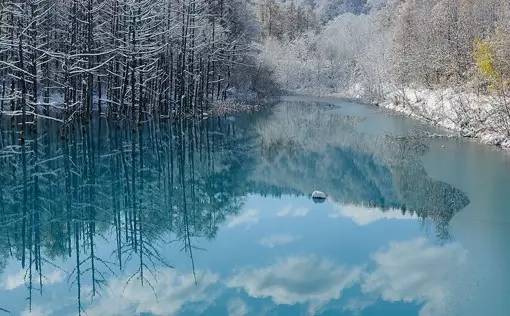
<box><xmin>328</xmin><ymin>86</ymin><xmax>510</xmax><ymax>150</ymax></box>
<box><xmin>379</xmin><ymin>88</ymin><xmax>510</xmax><ymax>149</ymax></box>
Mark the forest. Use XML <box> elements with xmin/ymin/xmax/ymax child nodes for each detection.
<box><xmin>258</xmin><ymin>0</ymin><xmax>510</xmax><ymax>147</ymax></box>
<box><xmin>259</xmin><ymin>0</ymin><xmax>509</xmax><ymax>94</ymax></box>
<box><xmin>1</xmin><ymin>1</ymin><xmax>509</xmax><ymax>315</ymax></box>
<box><xmin>0</xmin><ymin>0</ymin><xmax>263</xmax><ymax>128</ymax></box>
<box><xmin>1</xmin><ymin>0</ymin><xmax>509</xmax><ymax>148</ymax></box>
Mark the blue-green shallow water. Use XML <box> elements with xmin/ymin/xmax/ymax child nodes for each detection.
<box><xmin>0</xmin><ymin>96</ymin><xmax>509</xmax><ymax>315</ymax></box>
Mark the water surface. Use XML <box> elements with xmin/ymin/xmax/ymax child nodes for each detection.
<box><xmin>0</xmin><ymin>97</ymin><xmax>509</xmax><ymax>315</ymax></box>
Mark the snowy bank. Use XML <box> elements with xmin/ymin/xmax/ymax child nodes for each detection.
<box><xmin>378</xmin><ymin>88</ymin><xmax>510</xmax><ymax>149</ymax></box>
<box><xmin>321</xmin><ymin>86</ymin><xmax>510</xmax><ymax>150</ymax></box>
<box><xmin>210</xmin><ymin>100</ymin><xmax>262</xmax><ymax>116</ymax></box>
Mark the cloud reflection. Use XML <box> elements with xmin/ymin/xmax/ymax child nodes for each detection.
<box><xmin>227</xmin><ymin>209</ymin><xmax>260</xmax><ymax>228</ymax></box>
<box><xmin>277</xmin><ymin>205</ymin><xmax>310</xmax><ymax>217</ymax></box>
<box><xmin>1</xmin><ymin>269</ymin><xmax>64</xmax><ymax>291</ymax></box>
<box><xmin>362</xmin><ymin>238</ymin><xmax>468</xmax><ymax>316</ymax></box>
<box><xmin>227</xmin><ymin>298</ymin><xmax>248</xmax><ymax>316</ymax></box>
<box><xmin>21</xmin><ymin>305</ymin><xmax>52</xmax><ymax>316</ymax></box>
<box><xmin>330</xmin><ymin>203</ymin><xmax>418</xmax><ymax>226</ymax></box>
<box><xmin>86</xmin><ymin>269</ymin><xmax>219</xmax><ymax>316</ymax></box>
<box><xmin>227</xmin><ymin>255</ymin><xmax>361</xmax><ymax>314</ymax></box>
<box><xmin>259</xmin><ymin>234</ymin><xmax>300</xmax><ymax>248</ymax></box>
<box><xmin>228</xmin><ymin>238</ymin><xmax>469</xmax><ymax>316</ymax></box>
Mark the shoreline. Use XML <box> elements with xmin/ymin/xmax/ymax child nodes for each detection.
<box><xmin>378</xmin><ymin>89</ymin><xmax>510</xmax><ymax>150</ymax></box>
<box><xmin>281</xmin><ymin>90</ymin><xmax>510</xmax><ymax>151</ymax></box>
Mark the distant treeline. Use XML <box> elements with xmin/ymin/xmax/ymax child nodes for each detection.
<box><xmin>259</xmin><ymin>0</ymin><xmax>510</xmax><ymax>98</ymax></box>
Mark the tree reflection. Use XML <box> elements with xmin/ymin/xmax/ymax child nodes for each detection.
<box><xmin>0</xmin><ymin>115</ymin><xmax>248</xmax><ymax>314</ymax></box>
<box><xmin>0</xmin><ymin>100</ymin><xmax>469</xmax><ymax>313</ymax></box>
<box><xmin>254</xmin><ymin>101</ymin><xmax>470</xmax><ymax>239</ymax></box>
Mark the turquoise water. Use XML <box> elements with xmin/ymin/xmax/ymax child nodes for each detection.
<box><xmin>0</xmin><ymin>97</ymin><xmax>509</xmax><ymax>315</ymax></box>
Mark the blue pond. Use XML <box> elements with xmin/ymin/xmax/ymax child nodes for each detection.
<box><xmin>0</xmin><ymin>96</ymin><xmax>509</xmax><ymax>315</ymax></box>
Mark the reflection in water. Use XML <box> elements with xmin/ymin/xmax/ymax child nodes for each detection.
<box><xmin>329</xmin><ymin>203</ymin><xmax>418</xmax><ymax>226</ymax></box>
<box><xmin>254</xmin><ymin>103</ymin><xmax>469</xmax><ymax>238</ymax></box>
<box><xmin>226</xmin><ymin>238</ymin><xmax>469</xmax><ymax>316</ymax></box>
<box><xmin>362</xmin><ymin>238</ymin><xmax>468</xmax><ymax>316</ymax></box>
<box><xmin>0</xmin><ymin>100</ymin><xmax>470</xmax><ymax>314</ymax></box>
<box><xmin>86</xmin><ymin>268</ymin><xmax>219</xmax><ymax>316</ymax></box>
<box><xmin>228</xmin><ymin>255</ymin><xmax>362</xmax><ymax>314</ymax></box>
<box><xmin>0</xmin><ymin>117</ymin><xmax>249</xmax><ymax>314</ymax></box>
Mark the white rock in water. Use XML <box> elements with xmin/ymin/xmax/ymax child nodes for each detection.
<box><xmin>312</xmin><ymin>191</ymin><xmax>327</xmax><ymax>200</ymax></box>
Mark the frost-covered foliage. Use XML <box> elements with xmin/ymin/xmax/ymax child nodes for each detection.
<box><xmin>383</xmin><ymin>0</ymin><xmax>510</xmax><ymax>146</ymax></box>
<box><xmin>269</xmin><ymin>0</ymin><xmax>368</xmax><ymax>22</ymax></box>
<box><xmin>391</xmin><ymin>0</ymin><xmax>509</xmax><ymax>88</ymax></box>
<box><xmin>2</xmin><ymin>0</ymin><xmax>510</xmax><ymax>148</ymax></box>
<box><xmin>260</xmin><ymin>0</ymin><xmax>510</xmax><ymax>96</ymax></box>
<box><xmin>256</xmin><ymin>0</ymin><xmax>320</xmax><ymax>40</ymax></box>
<box><xmin>259</xmin><ymin>10</ymin><xmax>392</xmax><ymax>99</ymax></box>
<box><xmin>259</xmin><ymin>0</ymin><xmax>510</xmax><ymax>147</ymax></box>
<box><xmin>383</xmin><ymin>88</ymin><xmax>510</xmax><ymax>148</ymax></box>
<box><xmin>0</xmin><ymin>0</ymin><xmax>261</xmax><ymax>124</ymax></box>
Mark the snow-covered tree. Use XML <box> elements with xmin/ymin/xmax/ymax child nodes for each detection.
<box><xmin>0</xmin><ymin>0</ymin><xmax>260</xmax><ymax>125</ymax></box>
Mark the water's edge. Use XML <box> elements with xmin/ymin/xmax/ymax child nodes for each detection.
<box><xmin>283</xmin><ymin>93</ymin><xmax>510</xmax><ymax>152</ymax></box>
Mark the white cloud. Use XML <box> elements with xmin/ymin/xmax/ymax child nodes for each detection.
<box><xmin>228</xmin><ymin>255</ymin><xmax>361</xmax><ymax>314</ymax></box>
<box><xmin>362</xmin><ymin>238</ymin><xmax>467</xmax><ymax>316</ymax></box>
<box><xmin>259</xmin><ymin>234</ymin><xmax>300</xmax><ymax>248</ymax></box>
<box><xmin>277</xmin><ymin>205</ymin><xmax>310</xmax><ymax>217</ymax></box>
<box><xmin>86</xmin><ymin>269</ymin><xmax>219</xmax><ymax>316</ymax></box>
<box><xmin>227</xmin><ymin>209</ymin><xmax>260</xmax><ymax>228</ymax></box>
<box><xmin>329</xmin><ymin>203</ymin><xmax>417</xmax><ymax>226</ymax></box>
<box><xmin>227</xmin><ymin>298</ymin><xmax>248</xmax><ymax>316</ymax></box>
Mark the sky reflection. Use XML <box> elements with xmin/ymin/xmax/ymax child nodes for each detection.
<box><xmin>1</xmin><ymin>99</ymin><xmax>508</xmax><ymax>315</ymax></box>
